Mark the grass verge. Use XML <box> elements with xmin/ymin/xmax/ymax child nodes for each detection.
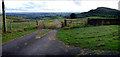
<box><xmin>57</xmin><ymin>25</ymin><xmax>119</xmax><ymax>51</ymax></box>
<box><xmin>36</xmin><ymin>29</ymin><xmax>52</xmax><ymax>39</ymax></box>
<box><xmin>38</xmin><ymin>29</ymin><xmax>52</xmax><ymax>36</ymax></box>
<box><xmin>2</xmin><ymin>27</ymin><xmax>40</xmax><ymax>43</ymax></box>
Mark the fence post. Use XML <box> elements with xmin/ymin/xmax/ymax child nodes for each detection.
<box><xmin>10</xmin><ymin>21</ymin><xmax>12</xmax><ymax>32</ymax></box>
<box><xmin>87</xmin><ymin>18</ymin><xmax>90</xmax><ymax>25</ymax></box>
<box><xmin>36</xmin><ymin>20</ymin><xmax>38</xmax><ymax>26</ymax></box>
<box><xmin>64</xmin><ymin>19</ymin><xmax>67</xmax><ymax>26</ymax></box>
<box><xmin>42</xmin><ymin>20</ymin><xmax>45</xmax><ymax>28</ymax></box>
<box><xmin>29</xmin><ymin>21</ymin><xmax>31</xmax><ymax>27</ymax></box>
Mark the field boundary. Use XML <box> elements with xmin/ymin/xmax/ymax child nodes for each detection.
<box><xmin>2</xmin><ymin>29</ymin><xmax>40</xmax><ymax>45</ymax></box>
<box><xmin>35</xmin><ymin>30</ymin><xmax>53</xmax><ymax>39</ymax></box>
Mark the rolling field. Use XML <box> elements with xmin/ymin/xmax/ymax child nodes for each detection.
<box><xmin>2</xmin><ymin>28</ymin><xmax>39</xmax><ymax>43</ymax></box>
<box><xmin>1</xmin><ymin>16</ymin><xmax>57</xmax><ymax>32</ymax></box>
<box><xmin>1</xmin><ymin>16</ymin><xmax>38</xmax><ymax>32</ymax></box>
<box><xmin>7</xmin><ymin>20</ymin><xmax>37</xmax><ymax>32</ymax></box>
<box><xmin>2</xmin><ymin>16</ymin><xmax>58</xmax><ymax>43</ymax></box>
<box><xmin>57</xmin><ymin>25</ymin><xmax>119</xmax><ymax>51</ymax></box>
<box><xmin>43</xmin><ymin>19</ymin><xmax>57</xmax><ymax>27</ymax></box>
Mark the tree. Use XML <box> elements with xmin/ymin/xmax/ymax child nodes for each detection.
<box><xmin>70</xmin><ymin>13</ymin><xmax>77</xmax><ymax>19</ymax></box>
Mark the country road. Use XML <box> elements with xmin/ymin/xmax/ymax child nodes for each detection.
<box><xmin>2</xmin><ymin>19</ymin><xmax>81</xmax><ymax>56</ymax></box>
<box><xmin>2</xmin><ymin>19</ymin><xmax>119</xmax><ymax>57</ymax></box>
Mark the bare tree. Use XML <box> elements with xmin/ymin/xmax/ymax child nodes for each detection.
<box><xmin>2</xmin><ymin>0</ymin><xmax>7</xmax><ymax>32</ymax></box>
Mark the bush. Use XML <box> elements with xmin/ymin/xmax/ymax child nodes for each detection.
<box><xmin>17</xmin><ymin>29</ymin><xmax>24</xmax><ymax>32</ymax></box>
<box><xmin>64</xmin><ymin>27</ymin><xmax>71</xmax><ymax>30</ymax></box>
<box><xmin>2</xmin><ymin>34</ymin><xmax>7</xmax><ymax>36</ymax></box>
<box><xmin>39</xmin><ymin>24</ymin><xmax>45</xmax><ymax>29</ymax></box>
<box><xmin>33</xmin><ymin>26</ymin><xmax>39</xmax><ymax>29</ymax></box>
<box><xmin>67</xmin><ymin>24</ymin><xmax>73</xmax><ymax>27</ymax></box>
<box><xmin>6</xmin><ymin>31</ymin><xmax>12</xmax><ymax>33</ymax></box>
<box><xmin>49</xmin><ymin>26</ymin><xmax>56</xmax><ymax>29</ymax></box>
<box><xmin>24</xmin><ymin>27</ymin><xmax>29</xmax><ymax>31</ymax></box>
<box><xmin>12</xmin><ymin>30</ymin><xmax>18</xmax><ymax>33</ymax></box>
<box><xmin>24</xmin><ymin>26</ymin><xmax>41</xmax><ymax>31</ymax></box>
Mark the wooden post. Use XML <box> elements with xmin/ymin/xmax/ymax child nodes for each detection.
<box><xmin>36</xmin><ymin>20</ymin><xmax>38</xmax><ymax>26</ymax></box>
<box><xmin>42</xmin><ymin>20</ymin><xmax>45</xmax><ymax>28</ymax></box>
<box><xmin>87</xmin><ymin>18</ymin><xmax>90</xmax><ymax>25</ymax></box>
<box><xmin>2</xmin><ymin>0</ymin><xmax>7</xmax><ymax>32</ymax></box>
<box><xmin>64</xmin><ymin>19</ymin><xmax>67</xmax><ymax>26</ymax></box>
<box><xmin>29</xmin><ymin>21</ymin><xmax>31</xmax><ymax>27</ymax></box>
<box><xmin>10</xmin><ymin>22</ymin><xmax>12</xmax><ymax>32</ymax></box>
<box><xmin>61</xmin><ymin>22</ymin><xmax>65</xmax><ymax>28</ymax></box>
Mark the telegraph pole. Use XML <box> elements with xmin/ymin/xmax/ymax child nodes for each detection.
<box><xmin>2</xmin><ymin>0</ymin><xmax>7</xmax><ymax>33</ymax></box>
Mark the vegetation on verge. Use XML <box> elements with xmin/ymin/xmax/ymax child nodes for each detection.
<box><xmin>57</xmin><ymin>24</ymin><xmax>119</xmax><ymax>51</ymax></box>
<box><xmin>2</xmin><ymin>28</ymin><xmax>39</xmax><ymax>43</ymax></box>
<box><xmin>38</xmin><ymin>29</ymin><xmax>52</xmax><ymax>37</ymax></box>
<box><xmin>2</xmin><ymin>16</ymin><xmax>58</xmax><ymax>43</ymax></box>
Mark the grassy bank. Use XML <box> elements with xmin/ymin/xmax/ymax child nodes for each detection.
<box><xmin>38</xmin><ymin>29</ymin><xmax>52</xmax><ymax>37</ymax></box>
<box><xmin>44</xmin><ymin>19</ymin><xmax>57</xmax><ymax>27</ymax></box>
<box><xmin>2</xmin><ymin>27</ymin><xmax>40</xmax><ymax>43</ymax></box>
<box><xmin>57</xmin><ymin>25</ymin><xmax>119</xmax><ymax>51</ymax></box>
<box><xmin>2</xmin><ymin>18</ymin><xmax>58</xmax><ymax>43</ymax></box>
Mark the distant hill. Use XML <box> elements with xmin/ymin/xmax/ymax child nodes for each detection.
<box><xmin>6</xmin><ymin>16</ymin><xmax>33</xmax><ymax>21</ymax></box>
<box><xmin>76</xmin><ymin>7</ymin><xmax>120</xmax><ymax>18</ymax></box>
<box><xmin>6</xmin><ymin>12</ymin><xmax>71</xmax><ymax>19</ymax></box>
<box><xmin>6</xmin><ymin>16</ymin><xmax>25</xmax><ymax>20</ymax></box>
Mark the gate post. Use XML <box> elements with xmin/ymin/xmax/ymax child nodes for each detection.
<box><xmin>10</xmin><ymin>21</ymin><xmax>12</xmax><ymax>32</ymax></box>
<box><xmin>64</xmin><ymin>19</ymin><xmax>67</xmax><ymax>26</ymax></box>
<box><xmin>36</xmin><ymin>20</ymin><xmax>38</xmax><ymax>26</ymax></box>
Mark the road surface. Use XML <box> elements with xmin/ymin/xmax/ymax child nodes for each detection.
<box><xmin>2</xmin><ymin>19</ymin><xmax>119</xmax><ymax>56</ymax></box>
<box><xmin>2</xmin><ymin>19</ymin><xmax>81</xmax><ymax>56</ymax></box>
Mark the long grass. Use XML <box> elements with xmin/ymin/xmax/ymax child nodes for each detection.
<box><xmin>2</xmin><ymin>28</ymin><xmax>39</xmax><ymax>43</ymax></box>
<box><xmin>57</xmin><ymin>23</ymin><xmax>119</xmax><ymax>51</ymax></box>
<box><xmin>2</xmin><ymin>16</ymin><xmax>57</xmax><ymax>43</ymax></box>
<box><xmin>38</xmin><ymin>29</ymin><xmax>51</xmax><ymax>36</ymax></box>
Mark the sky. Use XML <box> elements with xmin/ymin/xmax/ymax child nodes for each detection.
<box><xmin>1</xmin><ymin>0</ymin><xmax>120</xmax><ymax>13</ymax></box>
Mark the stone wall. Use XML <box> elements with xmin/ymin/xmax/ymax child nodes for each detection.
<box><xmin>87</xmin><ymin>19</ymin><xmax>120</xmax><ymax>26</ymax></box>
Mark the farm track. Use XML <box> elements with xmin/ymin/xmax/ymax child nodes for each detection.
<box><xmin>2</xmin><ymin>19</ymin><xmax>119</xmax><ymax>56</ymax></box>
<box><xmin>2</xmin><ymin>20</ymin><xmax>63</xmax><ymax>55</ymax></box>
<box><xmin>2</xmin><ymin>19</ymin><xmax>81</xmax><ymax>56</ymax></box>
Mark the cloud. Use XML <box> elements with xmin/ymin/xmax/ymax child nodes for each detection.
<box><xmin>73</xmin><ymin>0</ymin><xmax>82</xmax><ymax>6</ymax></box>
<box><xmin>4</xmin><ymin>0</ymin><xmax>119</xmax><ymax>12</ymax></box>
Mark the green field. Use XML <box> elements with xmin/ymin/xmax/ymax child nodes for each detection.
<box><xmin>7</xmin><ymin>21</ymin><xmax>37</xmax><ymax>32</ymax></box>
<box><xmin>57</xmin><ymin>22</ymin><xmax>119</xmax><ymax>51</ymax></box>
<box><xmin>43</xmin><ymin>19</ymin><xmax>57</xmax><ymax>27</ymax></box>
<box><xmin>1</xmin><ymin>16</ymin><xmax>58</xmax><ymax>43</ymax></box>
<box><xmin>2</xmin><ymin>28</ymin><xmax>39</xmax><ymax>43</ymax></box>
<box><xmin>1</xmin><ymin>16</ymin><xmax>58</xmax><ymax>32</ymax></box>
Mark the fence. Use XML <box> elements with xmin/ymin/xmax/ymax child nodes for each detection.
<box><xmin>7</xmin><ymin>19</ymin><xmax>58</xmax><ymax>32</ymax></box>
<box><xmin>7</xmin><ymin>20</ymin><xmax>44</xmax><ymax>32</ymax></box>
<box><xmin>63</xmin><ymin>19</ymin><xmax>86</xmax><ymax>26</ymax></box>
